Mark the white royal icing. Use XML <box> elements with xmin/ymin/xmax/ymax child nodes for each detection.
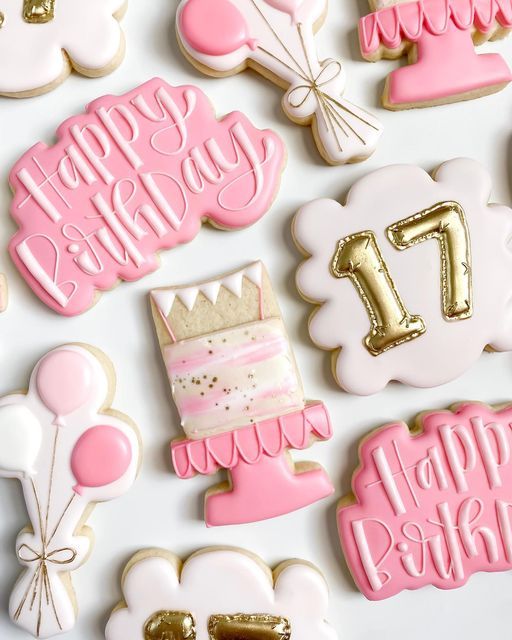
<box><xmin>294</xmin><ymin>158</ymin><xmax>512</xmax><ymax>394</ymax></box>
<box><xmin>0</xmin><ymin>0</ymin><xmax>125</xmax><ymax>95</ymax></box>
<box><xmin>106</xmin><ymin>548</ymin><xmax>338</xmax><ymax>640</ymax></box>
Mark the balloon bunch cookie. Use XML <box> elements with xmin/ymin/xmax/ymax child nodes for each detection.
<box><xmin>176</xmin><ymin>0</ymin><xmax>383</xmax><ymax>165</ymax></box>
<box><xmin>338</xmin><ymin>402</ymin><xmax>512</xmax><ymax>598</ymax></box>
<box><xmin>0</xmin><ymin>345</ymin><xmax>140</xmax><ymax>638</ymax></box>
<box><xmin>8</xmin><ymin>78</ymin><xmax>285</xmax><ymax>315</ymax></box>
<box><xmin>106</xmin><ymin>547</ymin><xmax>337</xmax><ymax>640</ymax></box>
<box><xmin>0</xmin><ymin>0</ymin><xmax>127</xmax><ymax>97</ymax></box>
<box><xmin>294</xmin><ymin>158</ymin><xmax>512</xmax><ymax>394</ymax></box>
<box><xmin>151</xmin><ymin>262</ymin><xmax>333</xmax><ymax>526</ymax></box>
<box><xmin>359</xmin><ymin>0</ymin><xmax>512</xmax><ymax>108</ymax></box>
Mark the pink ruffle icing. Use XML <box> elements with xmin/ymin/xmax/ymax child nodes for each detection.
<box><xmin>171</xmin><ymin>402</ymin><xmax>332</xmax><ymax>478</ymax></box>
<box><xmin>359</xmin><ymin>0</ymin><xmax>512</xmax><ymax>54</ymax></box>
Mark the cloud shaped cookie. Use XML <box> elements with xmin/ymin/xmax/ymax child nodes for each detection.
<box><xmin>294</xmin><ymin>158</ymin><xmax>512</xmax><ymax>395</ymax></box>
<box><xmin>0</xmin><ymin>0</ymin><xmax>125</xmax><ymax>96</ymax></box>
<box><xmin>106</xmin><ymin>547</ymin><xmax>337</xmax><ymax>640</ymax></box>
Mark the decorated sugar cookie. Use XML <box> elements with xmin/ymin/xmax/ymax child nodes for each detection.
<box><xmin>0</xmin><ymin>345</ymin><xmax>140</xmax><ymax>638</ymax></box>
<box><xmin>8</xmin><ymin>78</ymin><xmax>285</xmax><ymax>316</ymax></box>
<box><xmin>150</xmin><ymin>262</ymin><xmax>333</xmax><ymax>526</ymax></box>
<box><xmin>0</xmin><ymin>273</ymin><xmax>7</xmax><ymax>311</ymax></box>
<box><xmin>359</xmin><ymin>0</ymin><xmax>512</xmax><ymax>109</ymax></box>
<box><xmin>0</xmin><ymin>0</ymin><xmax>127</xmax><ymax>97</ymax></box>
<box><xmin>294</xmin><ymin>158</ymin><xmax>512</xmax><ymax>395</ymax></box>
<box><xmin>106</xmin><ymin>547</ymin><xmax>337</xmax><ymax>640</ymax></box>
<box><xmin>338</xmin><ymin>402</ymin><xmax>512</xmax><ymax>599</ymax></box>
<box><xmin>176</xmin><ymin>0</ymin><xmax>383</xmax><ymax>165</ymax></box>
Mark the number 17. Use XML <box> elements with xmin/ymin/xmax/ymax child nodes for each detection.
<box><xmin>331</xmin><ymin>201</ymin><xmax>472</xmax><ymax>356</ymax></box>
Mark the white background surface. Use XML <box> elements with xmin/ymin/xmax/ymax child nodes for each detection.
<box><xmin>2</xmin><ymin>1</ymin><xmax>512</xmax><ymax>639</ymax></box>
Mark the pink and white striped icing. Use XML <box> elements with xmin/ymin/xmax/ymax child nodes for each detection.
<box><xmin>164</xmin><ymin>318</ymin><xmax>304</xmax><ymax>439</ymax></box>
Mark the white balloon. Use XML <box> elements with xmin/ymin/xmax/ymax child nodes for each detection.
<box><xmin>0</xmin><ymin>405</ymin><xmax>42</xmax><ymax>476</ymax></box>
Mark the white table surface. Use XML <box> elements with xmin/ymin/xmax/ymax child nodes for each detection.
<box><xmin>2</xmin><ymin>1</ymin><xmax>512</xmax><ymax>639</ymax></box>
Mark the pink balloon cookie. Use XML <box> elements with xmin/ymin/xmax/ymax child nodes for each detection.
<box><xmin>151</xmin><ymin>262</ymin><xmax>333</xmax><ymax>526</ymax></box>
<box><xmin>0</xmin><ymin>0</ymin><xmax>126</xmax><ymax>97</ymax></box>
<box><xmin>338</xmin><ymin>402</ymin><xmax>512</xmax><ymax>599</ymax></box>
<box><xmin>106</xmin><ymin>547</ymin><xmax>337</xmax><ymax>640</ymax></box>
<box><xmin>176</xmin><ymin>0</ymin><xmax>383</xmax><ymax>165</ymax></box>
<box><xmin>359</xmin><ymin>0</ymin><xmax>512</xmax><ymax>109</ymax></box>
<box><xmin>8</xmin><ymin>78</ymin><xmax>285</xmax><ymax>316</ymax></box>
<box><xmin>294</xmin><ymin>158</ymin><xmax>512</xmax><ymax>395</ymax></box>
<box><xmin>0</xmin><ymin>345</ymin><xmax>140</xmax><ymax>638</ymax></box>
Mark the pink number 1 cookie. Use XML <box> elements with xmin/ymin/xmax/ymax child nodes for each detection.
<box><xmin>8</xmin><ymin>78</ymin><xmax>284</xmax><ymax>315</ymax></box>
<box><xmin>177</xmin><ymin>0</ymin><xmax>383</xmax><ymax>165</ymax></box>
<box><xmin>0</xmin><ymin>345</ymin><xmax>140</xmax><ymax>638</ymax></box>
<box><xmin>151</xmin><ymin>262</ymin><xmax>333</xmax><ymax>526</ymax></box>
<box><xmin>359</xmin><ymin>0</ymin><xmax>512</xmax><ymax>108</ymax></box>
<box><xmin>0</xmin><ymin>0</ymin><xmax>126</xmax><ymax>97</ymax></box>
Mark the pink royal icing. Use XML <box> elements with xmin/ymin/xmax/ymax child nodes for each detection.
<box><xmin>8</xmin><ymin>78</ymin><xmax>285</xmax><ymax>316</ymax></box>
<box><xmin>338</xmin><ymin>403</ymin><xmax>512</xmax><ymax>599</ymax></box>
<box><xmin>359</xmin><ymin>0</ymin><xmax>512</xmax><ymax>106</ymax></box>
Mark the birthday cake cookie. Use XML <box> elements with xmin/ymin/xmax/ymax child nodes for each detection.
<box><xmin>150</xmin><ymin>262</ymin><xmax>333</xmax><ymax>526</ymax></box>
<box><xmin>294</xmin><ymin>158</ymin><xmax>512</xmax><ymax>395</ymax></box>
<box><xmin>106</xmin><ymin>547</ymin><xmax>337</xmax><ymax>640</ymax></box>
<box><xmin>359</xmin><ymin>0</ymin><xmax>512</xmax><ymax>109</ymax></box>
<box><xmin>0</xmin><ymin>344</ymin><xmax>140</xmax><ymax>638</ymax></box>
<box><xmin>0</xmin><ymin>0</ymin><xmax>127</xmax><ymax>97</ymax></box>
<box><xmin>176</xmin><ymin>0</ymin><xmax>382</xmax><ymax>165</ymax></box>
<box><xmin>8</xmin><ymin>78</ymin><xmax>285</xmax><ymax>315</ymax></box>
<box><xmin>338</xmin><ymin>402</ymin><xmax>512</xmax><ymax>598</ymax></box>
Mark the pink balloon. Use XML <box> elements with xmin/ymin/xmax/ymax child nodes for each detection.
<box><xmin>71</xmin><ymin>425</ymin><xmax>132</xmax><ymax>495</ymax></box>
<box><xmin>36</xmin><ymin>349</ymin><xmax>94</xmax><ymax>426</ymax></box>
<box><xmin>180</xmin><ymin>0</ymin><xmax>257</xmax><ymax>56</ymax></box>
<box><xmin>264</xmin><ymin>0</ymin><xmax>309</xmax><ymax>23</ymax></box>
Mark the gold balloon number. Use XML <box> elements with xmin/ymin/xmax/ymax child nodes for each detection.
<box><xmin>144</xmin><ymin>611</ymin><xmax>291</xmax><ymax>640</ymax></box>
<box><xmin>23</xmin><ymin>0</ymin><xmax>55</xmax><ymax>23</ymax></box>
<box><xmin>331</xmin><ymin>201</ymin><xmax>472</xmax><ymax>356</ymax></box>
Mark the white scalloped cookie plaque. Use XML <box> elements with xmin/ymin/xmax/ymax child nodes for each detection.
<box><xmin>106</xmin><ymin>547</ymin><xmax>338</xmax><ymax>640</ymax></box>
<box><xmin>294</xmin><ymin>158</ymin><xmax>512</xmax><ymax>394</ymax></box>
<box><xmin>0</xmin><ymin>0</ymin><xmax>126</xmax><ymax>97</ymax></box>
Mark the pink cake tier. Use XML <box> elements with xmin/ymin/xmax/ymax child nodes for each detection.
<box><xmin>359</xmin><ymin>0</ymin><xmax>512</xmax><ymax>106</ymax></box>
<box><xmin>172</xmin><ymin>401</ymin><xmax>332</xmax><ymax>477</ymax></box>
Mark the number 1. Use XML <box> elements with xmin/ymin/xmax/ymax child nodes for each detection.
<box><xmin>331</xmin><ymin>231</ymin><xmax>425</xmax><ymax>356</ymax></box>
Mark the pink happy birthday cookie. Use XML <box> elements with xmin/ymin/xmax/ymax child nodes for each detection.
<box><xmin>8</xmin><ymin>78</ymin><xmax>285</xmax><ymax>316</ymax></box>
<box><xmin>294</xmin><ymin>158</ymin><xmax>512</xmax><ymax>395</ymax></box>
<box><xmin>359</xmin><ymin>0</ymin><xmax>512</xmax><ymax>109</ymax></box>
<box><xmin>338</xmin><ymin>402</ymin><xmax>512</xmax><ymax>599</ymax></box>
<box><xmin>0</xmin><ymin>344</ymin><xmax>140</xmax><ymax>638</ymax></box>
<box><xmin>176</xmin><ymin>0</ymin><xmax>383</xmax><ymax>165</ymax></box>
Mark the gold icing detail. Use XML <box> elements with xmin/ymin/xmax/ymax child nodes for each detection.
<box><xmin>387</xmin><ymin>201</ymin><xmax>472</xmax><ymax>321</ymax></box>
<box><xmin>0</xmin><ymin>12</ymin><xmax>4</xmax><ymax>27</ymax></box>
<box><xmin>144</xmin><ymin>611</ymin><xmax>196</xmax><ymax>640</ymax></box>
<box><xmin>331</xmin><ymin>230</ymin><xmax>425</xmax><ymax>356</ymax></box>
<box><xmin>208</xmin><ymin>613</ymin><xmax>291</xmax><ymax>640</ymax></box>
<box><xmin>23</xmin><ymin>0</ymin><xmax>55</xmax><ymax>23</ymax></box>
